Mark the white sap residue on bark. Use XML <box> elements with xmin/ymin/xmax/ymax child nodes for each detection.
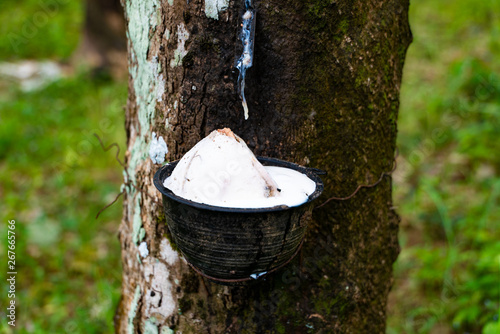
<box><xmin>170</xmin><ymin>24</ymin><xmax>190</xmax><ymax>68</ymax></box>
<box><xmin>138</xmin><ymin>242</ymin><xmax>149</xmax><ymax>258</ymax></box>
<box><xmin>159</xmin><ymin>239</ymin><xmax>179</xmax><ymax>265</ymax></box>
<box><xmin>204</xmin><ymin>0</ymin><xmax>229</xmax><ymax>20</ymax></box>
<box><xmin>149</xmin><ymin>132</ymin><xmax>168</xmax><ymax>164</ymax></box>
<box><xmin>143</xmin><ymin>259</ymin><xmax>175</xmax><ymax>318</ymax></box>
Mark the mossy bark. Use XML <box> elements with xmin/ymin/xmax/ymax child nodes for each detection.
<box><xmin>117</xmin><ymin>0</ymin><xmax>411</xmax><ymax>333</ymax></box>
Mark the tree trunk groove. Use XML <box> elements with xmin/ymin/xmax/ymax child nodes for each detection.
<box><xmin>116</xmin><ymin>0</ymin><xmax>411</xmax><ymax>333</ymax></box>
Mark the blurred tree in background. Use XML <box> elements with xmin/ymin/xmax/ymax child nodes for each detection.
<box><xmin>73</xmin><ymin>0</ymin><xmax>127</xmax><ymax>78</ymax></box>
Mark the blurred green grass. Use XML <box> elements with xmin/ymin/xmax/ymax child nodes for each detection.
<box><xmin>388</xmin><ymin>0</ymin><xmax>500</xmax><ymax>333</ymax></box>
<box><xmin>0</xmin><ymin>75</ymin><xmax>127</xmax><ymax>333</ymax></box>
<box><xmin>0</xmin><ymin>0</ymin><xmax>499</xmax><ymax>333</ymax></box>
<box><xmin>0</xmin><ymin>1</ymin><xmax>126</xmax><ymax>333</ymax></box>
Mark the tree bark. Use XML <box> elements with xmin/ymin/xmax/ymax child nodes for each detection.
<box><xmin>73</xmin><ymin>0</ymin><xmax>127</xmax><ymax>78</ymax></box>
<box><xmin>116</xmin><ymin>0</ymin><xmax>411</xmax><ymax>333</ymax></box>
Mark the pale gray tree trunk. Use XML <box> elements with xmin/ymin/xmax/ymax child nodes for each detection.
<box><xmin>116</xmin><ymin>0</ymin><xmax>411</xmax><ymax>333</ymax></box>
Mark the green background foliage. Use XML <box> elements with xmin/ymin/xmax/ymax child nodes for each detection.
<box><xmin>0</xmin><ymin>0</ymin><xmax>82</xmax><ymax>60</ymax></box>
<box><xmin>0</xmin><ymin>0</ymin><xmax>498</xmax><ymax>333</ymax></box>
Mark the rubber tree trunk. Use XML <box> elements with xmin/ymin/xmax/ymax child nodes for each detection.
<box><xmin>116</xmin><ymin>0</ymin><xmax>411</xmax><ymax>333</ymax></box>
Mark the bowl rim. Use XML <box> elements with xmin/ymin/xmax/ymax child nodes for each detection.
<box><xmin>153</xmin><ymin>156</ymin><xmax>325</xmax><ymax>213</ymax></box>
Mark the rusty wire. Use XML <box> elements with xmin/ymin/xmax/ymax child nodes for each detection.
<box><xmin>95</xmin><ymin>190</ymin><xmax>125</xmax><ymax>219</ymax></box>
<box><xmin>94</xmin><ymin>135</ymin><xmax>399</xmax><ymax>283</ymax></box>
<box><xmin>185</xmin><ymin>237</ymin><xmax>306</xmax><ymax>284</ymax></box>
<box><xmin>93</xmin><ymin>133</ymin><xmax>126</xmax><ymax>168</ymax></box>
<box><xmin>94</xmin><ymin>134</ymin><xmax>134</xmax><ymax>219</ymax></box>
<box><xmin>187</xmin><ymin>150</ymin><xmax>399</xmax><ymax>283</ymax></box>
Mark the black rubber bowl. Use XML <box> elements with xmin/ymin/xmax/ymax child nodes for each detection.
<box><xmin>153</xmin><ymin>157</ymin><xmax>324</xmax><ymax>283</ymax></box>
